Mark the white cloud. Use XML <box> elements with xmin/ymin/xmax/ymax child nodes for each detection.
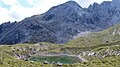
<box><xmin>0</xmin><ymin>0</ymin><xmax>20</xmax><ymax>6</ymax></box>
<box><xmin>0</xmin><ymin>0</ymin><xmax>112</xmax><ymax>24</ymax></box>
<box><xmin>9</xmin><ymin>11</ymin><xmax>20</xmax><ymax>20</ymax></box>
<box><xmin>0</xmin><ymin>6</ymin><xmax>16</xmax><ymax>23</ymax></box>
<box><xmin>27</xmin><ymin>0</ymin><xmax>43</xmax><ymax>5</ymax></box>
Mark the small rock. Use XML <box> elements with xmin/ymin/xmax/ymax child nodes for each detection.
<box><xmin>24</xmin><ymin>59</ymin><xmax>29</xmax><ymax>61</ymax></box>
<box><xmin>0</xmin><ymin>62</ymin><xmax>3</xmax><ymax>64</ymax></box>
<box><xmin>56</xmin><ymin>62</ymin><xmax>62</xmax><ymax>66</ymax></box>
<box><xmin>44</xmin><ymin>61</ymin><xmax>49</xmax><ymax>64</ymax></box>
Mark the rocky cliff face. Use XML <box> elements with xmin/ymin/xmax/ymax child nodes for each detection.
<box><xmin>87</xmin><ymin>1</ymin><xmax>120</xmax><ymax>28</ymax></box>
<box><xmin>0</xmin><ymin>0</ymin><xmax>120</xmax><ymax>45</ymax></box>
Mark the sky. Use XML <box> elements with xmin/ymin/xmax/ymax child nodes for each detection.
<box><xmin>0</xmin><ymin>0</ymin><xmax>112</xmax><ymax>24</ymax></box>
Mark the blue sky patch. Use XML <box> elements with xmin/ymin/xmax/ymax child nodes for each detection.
<box><xmin>0</xmin><ymin>1</ymin><xmax>11</xmax><ymax>10</ymax></box>
<box><xmin>18</xmin><ymin>0</ymin><xmax>33</xmax><ymax>8</ymax></box>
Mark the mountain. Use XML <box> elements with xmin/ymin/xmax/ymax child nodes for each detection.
<box><xmin>1</xmin><ymin>23</ymin><xmax>120</xmax><ymax>66</ymax></box>
<box><xmin>87</xmin><ymin>0</ymin><xmax>120</xmax><ymax>29</ymax></box>
<box><xmin>0</xmin><ymin>0</ymin><xmax>120</xmax><ymax>45</ymax></box>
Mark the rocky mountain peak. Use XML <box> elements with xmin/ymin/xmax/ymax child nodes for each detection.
<box><xmin>1</xmin><ymin>0</ymin><xmax>120</xmax><ymax>45</ymax></box>
<box><xmin>112</xmin><ymin>0</ymin><xmax>120</xmax><ymax>9</ymax></box>
<box><xmin>112</xmin><ymin>0</ymin><xmax>120</xmax><ymax>2</ymax></box>
<box><xmin>42</xmin><ymin>1</ymin><xmax>84</xmax><ymax>22</ymax></box>
<box><xmin>45</xmin><ymin>1</ymin><xmax>83</xmax><ymax>15</ymax></box>
<box><xmin>63</xmin><ymin>1</ymin><xmax>82</xmax><ymax>7</ymax></box>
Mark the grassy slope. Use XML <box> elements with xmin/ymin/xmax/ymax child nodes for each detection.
<box><xmin>1</xmin><ymin>24</ymin><xmax>120</xmax><ymax>67</ymax></box>
<box><xmin>0</xmin><ymin>41</ymin><xmax>120</xmax><ymax>67</ymax></box>
<box><xmin>66</xmin><ymin>24</ymin><xmax>120</xmax><ymax>47</ymax></box>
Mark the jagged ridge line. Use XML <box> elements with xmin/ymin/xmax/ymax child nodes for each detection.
<box><xmin>0</xmin><ymin>22</ymin><xmax>24</xmax><ymax>43</ymax></box>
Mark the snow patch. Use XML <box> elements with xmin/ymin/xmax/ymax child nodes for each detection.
<box><xmin>73</xmin><ymin>31</ymin><xmax>91</xmax><ymax>39</ymax></box>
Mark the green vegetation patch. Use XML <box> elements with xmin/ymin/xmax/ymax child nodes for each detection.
<box><xmin>29</xmin><ymin>56</ymin><xmax>80</xmax><ymax>64</ymax></box>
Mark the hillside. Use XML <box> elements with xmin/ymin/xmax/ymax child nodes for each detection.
<box><xmin>1</xmin><ymin>22</ymin><xmax>120</xmax><ymax>67</ymax></box>
<box><xmin>66</xmin><ymin>23</ymin><xmax>120</xmax><ymax>47</ymax></box>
